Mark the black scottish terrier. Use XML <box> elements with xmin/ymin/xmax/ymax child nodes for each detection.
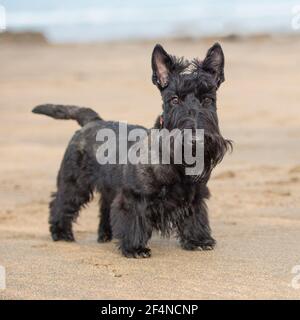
<box><xmin>33</xmin><ymin>43</ymin><xmax>231</xmax><ymax>258</ymax></box>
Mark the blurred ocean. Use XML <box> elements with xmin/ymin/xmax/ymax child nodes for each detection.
<box><xmin>1</xmin><ymin>0</ymin><xmax>300</xmax><ymax>42</ymax></box>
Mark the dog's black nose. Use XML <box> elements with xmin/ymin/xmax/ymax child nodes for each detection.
<box><xmin>177</xmin><ymin>115</ymin><xmax>196</xmax><ymax>131</ymax></box>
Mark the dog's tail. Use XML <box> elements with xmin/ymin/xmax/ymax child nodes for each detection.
<box><xmin>32</xmin><ymin>104</ymin><xmax>102</xmax><ymax>127</ymax></box>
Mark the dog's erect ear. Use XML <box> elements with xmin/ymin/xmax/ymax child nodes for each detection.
<box><xmin>152</xmin><ymin>44</ymin><xmax>173</xmax><ymax>89</ymax></box>
<box><xmin>202</xmin><ymin>43</ymin><xmax>225</xmax><ymax>88</ymax></box>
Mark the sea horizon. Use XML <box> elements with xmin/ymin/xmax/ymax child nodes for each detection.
<box><xmin>1</xmin><ymin>0</ymin><xmax>300</xmax><ymax>43</ymax></box>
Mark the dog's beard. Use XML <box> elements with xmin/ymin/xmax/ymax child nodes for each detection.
<box><xmin>188</xmin><ymin>131</ymin><xmax>232</xmax><ymax>183</ymax></box>
<box><xmin>152</xmin><ymin>109</ymin><xmax>232</xmax><ymax>182</ymax></box>
<box><xmin>193</xmin><ymin>110</ymin><xmax>232</xmax><ymax>183</ymax></box>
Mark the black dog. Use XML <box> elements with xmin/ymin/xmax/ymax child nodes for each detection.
<box><xmin>33</xmin><ymin>43</ymin><xmax>231</xmax><ymax>258</ymax></box>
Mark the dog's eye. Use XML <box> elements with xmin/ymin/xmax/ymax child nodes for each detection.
<box><xmin>202</xmin><ymin>97</ymin><xmax>212</xmax><ymax>106</ymax></box>
<box><xmin>171</xmin><ymin>96</ymin><xmax>179</xmax><ymax>105</ymax></box>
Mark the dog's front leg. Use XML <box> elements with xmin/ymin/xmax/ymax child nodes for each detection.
<box><xmin>177</xmin><ymin>200</ymin><xmax>216</xmax><ymax>251</ymax></box>
<box><xmin>111</xmin><ymin>193</ymin><xmax>152</xmax><ymax>258</ymax></box>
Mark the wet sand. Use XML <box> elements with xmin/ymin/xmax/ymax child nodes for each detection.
<box><xmin>0</xmin><ymin>37</ymin><xmax>300</xmax><ymax>299</ymax></box>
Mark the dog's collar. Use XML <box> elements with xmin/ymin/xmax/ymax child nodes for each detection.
<box><xmin>159</xmin><ymin>112</ymin><xmax>164</xmax><ymax>128</ymax></box>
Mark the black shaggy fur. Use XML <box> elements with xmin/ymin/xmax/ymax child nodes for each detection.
<box><xmin>32</xmin><ymin>43</ymin><xmax>232</xmax><ymax>258</ymax></box>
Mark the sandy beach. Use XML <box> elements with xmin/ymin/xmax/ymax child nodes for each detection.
<box><xmin>0</xmin><ymin>36</ymin><xmax>300</xmax><ymax>299</ymax></box>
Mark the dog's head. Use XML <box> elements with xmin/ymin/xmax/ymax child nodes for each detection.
<box><xmin>152</xmin><ymin>43</ymin><xmax>232</xmax><ymax>181</ymax></box>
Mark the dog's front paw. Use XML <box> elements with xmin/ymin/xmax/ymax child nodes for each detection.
<box><xmin>181</xmin><ymin>237</ymin><xmax>216</xmax><ymax>251</ymax></box>
<box><xmin>122</xmin><ymin>247</ymin><xmax>152</xmax><ymax>259</ymax></box>
<box><xmin>97</xmin><ymin>232</ymin><xmax>112</xmax><ymax>243</ymax></box>
<box><xmin>50</xmin><ymin>224</ymin><xmax>75</xmax><ymax>242</ymax></box>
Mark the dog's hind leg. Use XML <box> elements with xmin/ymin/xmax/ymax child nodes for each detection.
<box><xmin>97</xmin><ymin>192</ymin><xmax>113</xmax><ymax>243</ymax></box>
<box><xmin>49</xmin><ymin>148</ymin><xmax>94</xmax><ymax>242</ymax></box>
